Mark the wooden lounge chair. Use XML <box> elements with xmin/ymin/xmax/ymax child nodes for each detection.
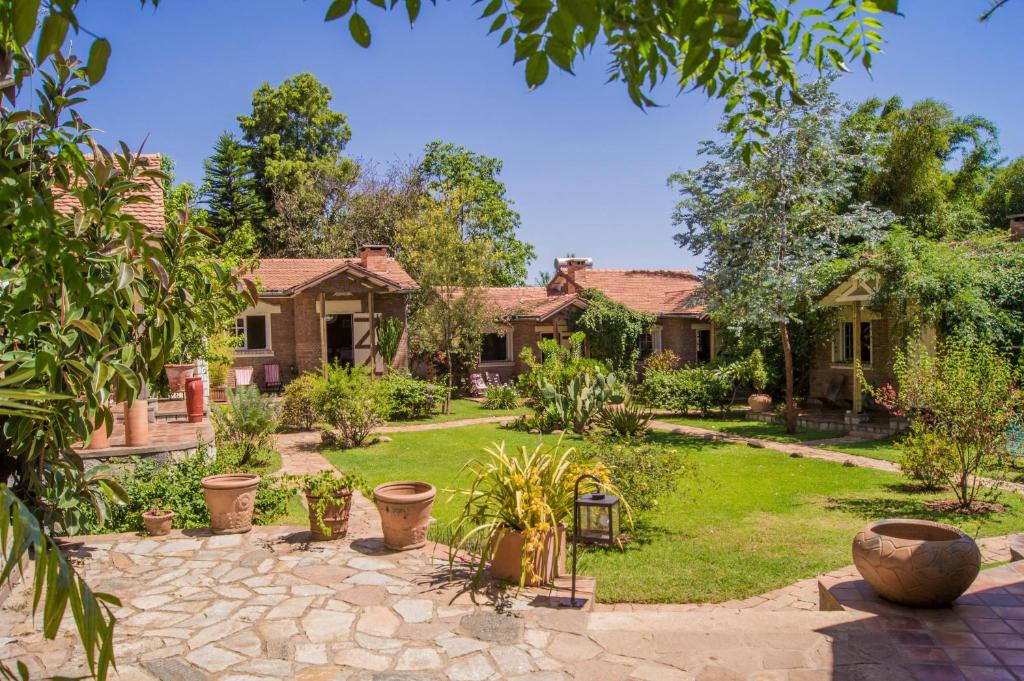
<box><xmin>485</xmin><ymin>371</ymin><xmax>502</xmax><ymax>386</ymax></box>
<box><xmin>263</xmin><ymin>363</ymin><xmax>282</xmax><ymax>394</ymax></box>
<box><xmin>469</xmin><ymin>373</ymin><xmax>488</xmax><ymax>396</ymax></box>
<box><xmin>233</xmin><ymin>366</ymin><xmax>254</xmax><ymax>388</ymax></box>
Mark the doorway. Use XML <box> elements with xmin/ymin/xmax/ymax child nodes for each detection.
<box><xmin>325</xmin><ymin>314</ymin><xmax>353</xmax><ymax>367</ymax></box>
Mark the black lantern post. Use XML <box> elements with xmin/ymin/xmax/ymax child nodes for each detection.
<box><xmin>560</xmin><ymin>473</ymin><xmax>621</xmax><ymax>609</ymax></box>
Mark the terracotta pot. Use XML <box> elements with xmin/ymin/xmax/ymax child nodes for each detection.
<box><xmin>490</xmin><ymin>526</ymin><xmax>567</xmax><ymax>587</ymax></box>
<box><xmin>373</xmin><ymin>481</ymin><xmax>436</xmax><ymax>550</ymax></box>
<box><xmin>201</xmin><ymin>474</ymin><xmax>260</xmax><ymax>535</ymax></box>
<box><xmin>305</xmin><ymin>490</ymin><xmax>353</xmax><ymax>541</ymax></box>
<box><xmin>87</xmin><ymin>420</ymin><xmax>110</xmax><ymax>450</ymax></box>
<box><xmin>165</xmin><ymin>363</ymin><xmax>195</xmax><ymax>394</ymax></box>
<box><xmin>852</xmin><ymin>519</ymin><xmax>981</xmax><ymax>607</ymax></box>
<box><xmin>142</xmin><ymin>509</ymin><xmax>174</xmax><ymax>536</ymax></box>
<box><xmin>747</xmin><ymin>393</ymin><xmax>772</xmax><ymax>413</ymax></box>
<box><xmin>122</xmin><ymin>399</ymin><xmax>150</xmax><ymax>446</ymax></box>
<box><xmin>184</xmin><ymin>376</ymin><xmax>204</xmax><ymax>423</ymax></box>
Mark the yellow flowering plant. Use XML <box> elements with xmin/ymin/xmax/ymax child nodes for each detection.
<box><xmin>447</xmin><ymin>439</ymin><xmax>631</xmax><ymax>588</ymax></box>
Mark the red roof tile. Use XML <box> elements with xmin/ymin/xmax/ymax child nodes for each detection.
<box><xmin>249</xmin><ymin>257</ymin><xmax>418</xmax><ymax>293</ymax></box>
<box><xmin>53</xmin><ymin>154</ymin><xmax>165</xmax><ymax>234</ymax></box>
<box><xmin>571</xmin><ymin>269</ymin><xmax>705</xmax><ymax>316</ymax></box>
<box><xmin>478</xmin><ymin>287</ymin><xmax>583</xmax><ymax>320</ymax></box>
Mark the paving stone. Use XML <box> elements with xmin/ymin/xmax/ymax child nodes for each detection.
<box><xmin>444</xmin><ymin>653</ymin><xmax>495</xmax><ymax>681</ymax></box>
<box><xmin>233</xmin><ymin>658</ymin><xmax>293</xmax><ymax>676</ymax></box>
<box><xmin>358</xmin><ymin>606</ymin><xmax>403</xmax><ymax>637</ymax></box>
<box><xmin>220</xmin><ymin>629</ymin><xmax>264</xmax><ymax>657</ymax></box>
<box><xmin>546</xmin><ymin>633</ymin><xmax>603</xmax><ymax>663</ymax></box>
<box><xmin>395</xmin><ymin>647</ymin><xmax>443</xmax><ymax>671</ymax></box>
<box><xmin>303</xmin><ymin>609</ymin><xmax>357</xmax><ymax>643</ymax></box>
<box><xmin>295</xmin><ymin>642</ymin><xmax>330</xmax><ymax>664</ymax></box>
<box><xmin>333</xmin><ymin>648</ymin><xmax>392</xmax><ymax>671</ymax></box>
<box><xmin>348</xmin><ymin>557</ymin><xmax>398</xmax><ymax>571</ymax></box>
<box><xmin>185</xmin><ymin>645</ymin><xmax>245</xmax><ymax>672</ymax></box>
<box><xmin>489</xmin><ymin>645</ymin><xmax>535</xmax><ymax>674</ymax></box>
<box><xmin>141</xmin><ymin>658</ymin><xmax>210</xmax><ymax>681</ymax></box>
<box><xmin>355</xmin><ymin>633</ymin><xmax>406</xmax><ymax>651</ymax></box>
<box><xmin>458</xmin><ymin>611</ymin><xmax>523</xmax><ymax>643</ymax></box>
<box><xmin>266</xmin><ymin>595</ymin><xmax>315</xmax><ymax>620</ymax></box>
<box><xmin>438</xmin><ymin>637</ymin><xmax>490</xmax><ymax>658</ymax></box>
<box><xmin>393</xmin><ymin>600</ymin><xmax>434</xmax><ymax>624</ymax></box>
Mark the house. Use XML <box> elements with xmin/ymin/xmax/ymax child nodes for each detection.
<box><xmin>234</xmin><ymin>246</ymin><xmax>417</xmax><ymax>388</ymax></box>
<box><xmin>472</xmin><ymin>257</ymin><xmax>714</xmax><ymax>380</ymax></box>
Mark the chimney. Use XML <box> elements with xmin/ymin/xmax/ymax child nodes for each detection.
<box><xmin>359</xmin><ymin>245</ymin><xmax>389</xmax><ymax>269</ymax></box>
<box><xmin>550</xmin><ymin>257</ymin><xmax>592</xmax><ymax>294</ymax></box>
<box><xmin>1010</xmin><ymin>215</ymin><xmax>1024</xmax><ymax>241</ymax></box>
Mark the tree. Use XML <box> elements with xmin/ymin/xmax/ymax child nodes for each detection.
<box><xmin>344</xmin><ymin>160</ymin><xmax>424</xmax><ymax>250</ymax></box>
<box><xmin>202</xmin><ymin>132</ymin><xmax>261</xmax><ymax>248</ymax></box>
<box><xmin>266</xmin><ymin>159</ymin><xmax>358</xmax><ymax>257</ymax></box>
<box><xmin>401</xmin><ymin>195</ymin><xmax>497</xmax><ymax>413</ymax></box>
<box><xmin>982</xmin><ymin>157</ymin><xmax>1024</xmax><ymax>229</ymax></box>
<box><xmin>573</xmin><ymin>289</ymin><xmax>656</xmax><ymax>377</ymax></box>
<box><xmin>415</xmin><ymin>141</ymin><xmax>536</xmax><ymax>286</ymax></box>
<box><xmin>670</xmin><ymin>77</ymin><xmax>894</xmax><ymax>433</ymax></box>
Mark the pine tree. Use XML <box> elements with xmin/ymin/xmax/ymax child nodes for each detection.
<box><xmin>202</xmin><ymin>132</ymin><xmax>260</xmax><ymax>246</ymax></box>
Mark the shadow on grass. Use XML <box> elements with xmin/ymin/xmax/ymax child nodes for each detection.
<box><xmin>646</xmin><ymin>430</ymin><xmax>733</xmax><ymax>449</ymax></box>
<box><xmin>825</xmin><ymin>495</ymin><xmax>1003</xmax><ymax>524</ymax></box>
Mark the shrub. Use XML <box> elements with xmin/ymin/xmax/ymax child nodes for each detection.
<box><xmin>594</xmin><ymin>400</ymin><xmax>652</xmax><ymax>439</ymax></box>
<box><xmin>636</xmin><ymin>366</ymin><xmax>734</xmax><ymax>416</ymax></box>
<box><xmin>314</xmin><ymin>364</ymin><xmax>383</xmax><ymax>448</ymax></box>
<box><xmin>574</xmin><ymin>289</ymin><xmax>656</xmax><ymax>377</ymax></box>
<box><xmin>483</xmin><ymin>384</ymin><xmax>519</xmax><ymax>410</ymax></box>
<box><xmin>281</xmin><ymin>372</ymin><xmax>320</xmax><ymax>430</ymax></box>
<box><xmin>643</xmin><ymin>349</ymin><xmax>680</xmax><ymax>374</ymax></box>
<box><xmin>211</xmin><ymin>385</ymin><xmax>278</xmax><ymax>465</ymax></box>
<box><xmin>377</xmin><ymin>317</ymin><xmax>403</xmax><ymax>371</ymax></box>
<box><xmin>376</xmin><ymin>373</ymin><xmax>441</xmax><ymax>420</ymax></box>
<box><xmin>540</xmin><ymin>371</ymin><xmax>620</xmax><ymax>433</ymax></box>
<box><xmin>577</xmin><ymin>439</ymin><xmax>693</xmax><ymax>513</ymax></box>
<box><xmin>286</xmin><ymin>470</ymin><xmax>366</xmax><ymax>537</ymax></box>
<box><xmin>897</xmin><ymin>427</ymin><xmax>949</xmax><ymax>490</ymax></box>
<box><xmin>516</xmin><ymin>332</ymin><xmax>602</xmax><ymax>403</ymax></box>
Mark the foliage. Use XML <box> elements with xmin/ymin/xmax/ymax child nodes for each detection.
<box><xmin>878</xmin><ymin>338</ymin><xmax>1023</xmax><ymax>510</ymax></box>
<box><xmin>573</xmin><ymin>289</ymin><xmax>656</xmax><ymax>378</ymax></box>
<box><xmin>594</xmin><ymin>400</ymin><xmax>652</xmax><ymax>439</ymax></box>
<box><xmin>313</xmin><ymin>364</ymin><xmax>383</xmax><ymax>448</ymax></box>
<box><xmin>576</xmin><ymin>438</ymin><xmax>692</xmax><ymax>513</ymax></box>
<box><xmin>413</xmin><ymin>141</ymin><xmax>535</xmax><ymax>286</ymax></box>
<box><xmin>201</xmin><ymin>132</ymin><xmax>262</xmax><ymax>250</ymax></box>
<box><xmin>637</xmin><ymin>366</ymin><xmax>734</xmax><ymax>417</ymax></box>
<box><xmin>483</xmin><ymin>384</ymin><xmax>519</xmax><ymax>410</ymax></box>
<box><xmin>376</xmin><ymin>372</ymin><xmax>442</xmax><ymax>420</ymax></box>
<box><xmin>205</xmin><ymin>333</ymin><xmax>242</xmax><ymax>388</ymax></box>
<box><xmin>642</xmin><ymin>349</ymin><xmax>680</xmax><ymax>374</ymax></box>
<box><xmin>516</xmin><ymin>332</ymin><xmax>601</xmax><ymax>403</ymax></box>
<box><xmin>211</xmin><ymin>386</ymin><xmax>279</xmax><ymax>466</ymax></box>
<box><xmin>897</xmin><ymin>428</ymin><xmax>949</xmax><ymax>491</ymax></box>
<box><xmin>540</xmin><ymin>371</ymin><xmax>620</xmax><ymax>434</ymax></box>
<box><xmin>670</xmin><ymin>76</ymin><xmax>894</xmax><ymax>431</ymax></box>
<box><xmin>281</xmin><ymin>373</ymin><xmax>321</xmax><ymax>431</ymax></box>
<box><xmin>742</xmin><ymin>349</ymin><xmax>770</xmax><ymax>393</ymax></box>
<box><xmin>285</xmin><ymin>470</ymin><xmax>365</xmax><ymax>537</ymax></box>
<box><xmin>447</xmin><ymin>441</ymin><xmax>626</xmax><ymax>587</ymax></box>
<box><xmin>377</xmin><ymin>317</ymin><xmax>404</xmax><ymax>371</ymax></box>
<box><xmin>982</xmin><ymin>156</ymin><xmax>1024</xmax><ymax>229</ymax></box>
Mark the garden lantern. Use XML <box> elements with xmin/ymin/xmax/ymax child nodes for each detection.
<box><xmin>561</xmin><ymin>473</ymin><xmax>621</xmax><ymax>609</ymax></box>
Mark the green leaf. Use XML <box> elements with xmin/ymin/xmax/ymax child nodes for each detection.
<box><xmin>70</xmin><ymin>319</ymin><xmax>102</xmax><ymax>341</ymax></box>
<box><xmin>12</xmin><ymin>0</ymin><xmax>41</xmax><ymax>47</ymax></box>
<box><xmin>349</xmin><ymin>13</ymin><xmax>371</xmax><ymax>47</ymax></box>
<box><xmin>35</xmin><ymin>14</ymin><xmax>69</xmax><ymax>65</ymax></box>
<box><xmin>325</xmin><ymin>0</ymin><xmax>352</xmax><ymax>21</ymax></box>
<box><xmin>525</xmin><ymin>52</ymin><xmax>549</xmax><ymax>88</ymax></box>
<box><xmin>406</xmin><ymin>0</ymin><xmax>421</xmax><ymax>24</ymax></box>
<box><xmin>85</xmin><ymin>38</ymin><xmax>111</xmax><ymax>85</ymax></box>
<box><xmin>480</xmin><ymin>0</ymin><xmax>502</xmax><ymax>18</ymax></box>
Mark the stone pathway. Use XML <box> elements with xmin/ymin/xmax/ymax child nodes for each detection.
<box><xmin>378</xmin><ymin>416</ymin><xmax>519</xmax><ymax>433</ymax></box>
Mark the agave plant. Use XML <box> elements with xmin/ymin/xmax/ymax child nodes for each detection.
<box><xmin>595</xmin><ymin>399</ymin><xmax>653</xmax><ymax>439</ymax></box>
<box><xmin>540</xmin><ymin>371</ymin><xmax>619</xmax><ymax>434</ymax></box>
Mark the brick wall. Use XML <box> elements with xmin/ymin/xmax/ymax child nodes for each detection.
<box><xmin>660</xmin><ymin>317</ymin><xmax>702</xmax><ymax>365</ymax></box>
<box><xmin>808</xmin><ymin>315</ymin><xmax>897</xmax><ymax>406</ymax></box>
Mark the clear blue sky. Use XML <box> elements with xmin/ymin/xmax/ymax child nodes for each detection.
<box><xmin>74</xmin><ymin>0</ymin><xmax>1024</xmax><ymax>281</ymax></box>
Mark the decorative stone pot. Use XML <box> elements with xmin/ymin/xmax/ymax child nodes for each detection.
<box><xmin>305</xmin><ymin>489</ymin><xmax>353</xmax><ymax>541</ymax></box>
<box><xmin>184</xmin><ymin>376</ymin><xmax>205</xmax><ymax>423</ymax></box>
<box><xmin>142</xmin><ymin>509</ymin><xmax>174</xmax><ymax>536</ymax></box>
<box><xmin>164</xmin><ymin>363</ymin><xmax>195</xmax><ymax>394</ymax></box>
<box><xmin>747</xmin><ymin>394</ymin><xmax>772</xmax><ymax>413</ymax></box>
<box><xmin>201</xmin><ymin>474</ymin><xmax>260</xmax><ymax>535</ymax></box>
<box><xmin>373</xmin><ymin>481</ymin><xmax>436</xmax><ymax>550</ymax></box>
<box><xmin>852</xmin><ymin>519</ymin><xmax>981</xmax><ymax>607</ymax></box>
<box><xmin>122</xmin><ymin>399</ymin><xmax>150</xmax><ymax>446</ymax></box>
<box><xmin>490</xmin><ymin>526</ymin><xmax>567</xmax><ymax>587</ymax></box>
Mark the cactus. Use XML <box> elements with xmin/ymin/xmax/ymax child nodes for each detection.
<box><xmin>540</xmin><ymin>370</ymin><xmax>619</xmax><ymax>433</ymax></box>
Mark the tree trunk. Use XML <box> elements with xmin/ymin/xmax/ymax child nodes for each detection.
<box><xmin>779</xmin><ymin>322</ymin><xmax>797</xmax><ymax>434</ymax></box>
<box><xmin>444</xmin><ymin>348</ymin><xmax>453</xmax><ymax>415</ymax></box>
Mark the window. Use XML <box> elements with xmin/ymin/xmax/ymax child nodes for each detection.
<box><xmin>695</xmin><ymin>329</ymin><xmax>712</xmax><ymax>364</ymax></box>
<box><xmin>834</xmin><ymin>321</ymin><xmax>871</xmax><ymax>365</ymax></box>
<box><xmin>480</xmin><ymin>332</ymin><xmax>510</xmax><ymax>364</ymax></box>
<box><xmin>235</xmin><ymin>315</ymin><xmax>270</xmax><ymax>351</ymax></box>
<box><xmin>637</xmin><ymin>332</ymin><xmax>654</xmax><ymax>359</ymax></box>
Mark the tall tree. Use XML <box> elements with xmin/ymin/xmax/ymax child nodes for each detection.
<box><xmin>202</xmin><ymin>132</ymin><xmax>261</xmax><ymax>247</ymax></box>
<box><xmin>982</xmin><ymin>157</ymin><xmax>1024</xmax><ymax>230</ymax></box>
<box><xmin>670</xmin><ymin>77</ymin><xmax>894</xmax><ymax>432</ymax></box>
<box><xmin>415</xmin><ymin>141</ymin><xmax>535</xmax><ymax>286</ymax></box>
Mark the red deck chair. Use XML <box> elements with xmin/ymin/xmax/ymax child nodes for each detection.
<box><xmin>469</xmin><ymin>373</ymin><xmax>488</xmax><ymax>396</ymax></box>
<box><xmin>263</xmin><ymin>363</ymin><xmax>282</xmax><ymax>394</ymax></box>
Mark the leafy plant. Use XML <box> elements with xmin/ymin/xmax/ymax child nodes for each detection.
<box><xmin>745</xmin><ymin>349</ymin><xmax>770</xmax><ymax>393</ymax></box>
<box><xmin>573</xmin><ymin>289</ymin><xmax>656</xmax><ymax>378</ymax></box>
<box><xmin>576</xmin><ymin>439</ymin><xmax>694</xmax><ymax>513</ymax></box>
<box><xmin>376</xmin><ymin>372</ymin><xmax>441</xmax><ymax>420</ymax></box>
<box><xmin>286</xmin><ymin>470</ymin><xmax>366</xmax><ymax>537</ymax></box>
<box><xmin>636</xmin><ymin>366</ymin><xmax>734</xmax><ymax>417</ymax></box>
<box><xmin>540</xmin><ymin>371</ymin><xmax>620</xmax><ymax>434</ymax></box>
<box><xmin>377</xmin><ymin>317</ymin><xmax>404</xmax><ymax>372</ymax></box>
<box><xmin>516</xmin><ymin>332</ymin><xmax>600</xmax><ymax>404</ymax></box>
<box><xmin>483</xmin><ymin>384</ymin><xmax>519</xmax><ymax>410</ymax></box>
<box><xmin>205</xmin><ymin>333</ymin><xmax>242</xmax><ymax>388</ymax></box>
<box><xmin>314</xmin><ymin>364</ymin><xmax>383</xmax><ymax>448</ymax></box>
<box><xmin>280</xmin><ymin>372</ymin><xmax>320</xmax><ymax>431</ymax></box>
<box><xmin>211</xmin><ymin>385</ymin><xmax>278</xmax><ymax>465</ymax></box>
<box><xmin>897</xmin><ymin>428</ymin><xmax>950</xmax><ymax>491</ymax></box>
<box><xmin>643</xmin><ymin>349</ymin><xmax>680</xmax><ymax>374</ymax></box>
<box><xmin>594</xmin><ymin>400</ymin><xmax>652</xmax><ymax>439</ymax></box>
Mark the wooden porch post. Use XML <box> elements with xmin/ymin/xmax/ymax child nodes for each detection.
<box><xmin>319</xmin><ymin>292</ymin><xmax>328</xmax><ymax>377</ymax></box>
<box><xmin>852</xmin><ymin>301</ymin><xmax>862</xmax><ymax>414</ymax></box>
<box><xmin>709</xmin><ymin>322</ymin><xmax>717</xmax><ymax>360</ymax></box>
<box><xmin>368</xmin><ymin>291</ymin><xmax>377</xmax><ymax>377</ymax></box>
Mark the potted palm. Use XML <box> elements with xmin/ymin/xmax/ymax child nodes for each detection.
<box><xmin>142</xmin><ymin>501</ymin><xmax>174</xmax><ymax>536</ymax></box>
<box><xmin>293</xmin><ymin>470</ymin><xmax>365</xmax><ymax>541</ymax></box>
<box><xmin>448</xmin><ymin>441</ymin><xmax>629</xmax><ymax>588</ymax></box>
<box><xmin>745</xmin><ymin>349</ymin><xmax>772</xmax><ymax>413</ymax></box>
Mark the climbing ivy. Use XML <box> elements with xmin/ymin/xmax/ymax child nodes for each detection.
<box><xmin>574</xmin><ymin>289</ymin><xmax>656</xmax><ymax>378</ymax></box>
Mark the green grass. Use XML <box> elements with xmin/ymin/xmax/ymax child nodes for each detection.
<box><xmin>660</xmin><ymin>413</ymin><xmax>843</xmax><ymax>443</ymax></box>
<box><xmin>385</xmin><ymin>398</ymin><xmax>529</xmax><ymax>426</ymax></box>
<box><xmin>319</xmin><ymin>422</ymin><xmax>1024</xmax><ymax>604</ymax></box>
<box><xmin>825</xmin><ymin>435</ymin><xmax>904</xmax><ymax>463</ymax></box>
<box><xmin>273</xmin><ymin>492</ymin><xmax>310</xmax><ymax>526</ymax></box>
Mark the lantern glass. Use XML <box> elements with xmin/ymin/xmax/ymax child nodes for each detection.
<box><xmin>576</xmin><ymin>493</ymin><xmax>620</xmax><ymax>546</ymax></box>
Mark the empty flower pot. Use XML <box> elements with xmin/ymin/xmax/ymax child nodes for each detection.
<box><xmin>184</xmin><ymin>376</ymin><xmax>204</xmax><ymax>423</ymax></box>
<box><xmin>122</xmin><ymin>399</ymin><xmax>150</xmax><ymax>446</ymax></box>
<box><xmin>201</xmin><ymin>473</ymin><xmax>260</xmax><ymax>535</ymax></box>
<box><xmin>164</xmin><ymin>363</ymin><xmax>195</xmax><ymax>394</ymax></box>
<box><xmin>747</xmin><ymin>394</ymin><xmax>772</xmax><ymax>413</ymax></box>
<box><xmin>305</xmin><ymin>489</ymin><xmax>353</xmax><ymax>541</ymax></box>
<box><xmin>142</xmin><ymin>509</ymin><xmax>174</xmax><ymax>536</ymax></box>
<box><xmin>373</xmin><ymin>481</ymin><xmax>436</xmax><ymax>550</ymax></box>
<box><xmin>852</xmin><ymin>519</ymin><xmax>981</xmax><ymax>607</ymax></box>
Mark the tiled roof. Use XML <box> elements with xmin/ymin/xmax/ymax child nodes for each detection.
<box><xmin>249</xmin><ymin>257</ymin><xmax>418</xmax><ymax>293</ymax></box>
<box><xmin>53</xmin><ymin>154</ymin><xmax>165</xmax><ymax>234</ymax></box>
<box><xmin>572</xmin><ymin>269</ymin><xmax>706</xmax><ymax>316</ymax></box>
<box><xmin>478</xmin><ymin>287</ymin><xmax>582</xmax><ymax>320</ymax></box>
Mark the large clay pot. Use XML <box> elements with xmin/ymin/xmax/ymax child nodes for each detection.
<box><xmin>142</xmin><ymin>509</ymin><xmax>174</xmax><ymax>536</ymax></box>
<box><xmin>184</xmin><ymin>376</ymin><xmax>204</xmax><ymax>423</ymax></box>
<box><xmin>490</xmin><ymin>526</ymin><xmax>567</xmax><ymax>587</ymax></box>
<box><xmin>747</xmin><ymin>393</ymin><xmax>772</xmax><ymax>413</ymax></box>
<box><xmin>852</xmin><ymin>519</ymin><xmax>981</xmax><ymax>607</ymax></box>
<box><xmin>373</xmin><ymin>481</ymin><xmax>436</xmax><ymax>550</ymax></box>
<box><xmin>122</xmin><ymin>399</ymin><xmax>150</xmax><ymax>446</ymax></box>
<box><xmin>305</xmin><ymin>490</ymin><xmax>353</xmax><ymax>541</ymax></box>
<box><xmin>87</xmin><ymin>420</ymin><xmax>109</xmax><ymax>450</ymax></box>
<box><xmin>201</xmin><ymin>474</ymin><xmax>260</xmax><ymax>535</ymax></box>
<box><xmin>165</xmin><ymin>364</ymin><xmax>195</xmax><ymax>394</ymax></box>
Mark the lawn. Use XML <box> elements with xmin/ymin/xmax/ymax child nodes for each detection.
<box><xmin>659</xmin><ymin>412</ymin><xmax>843</xmax><ymax>443</ymax></box>
<box><xmin>825</xmin><ymin>435</ymin><xmax>903</xmax><ymax>462</ymax></box>
<box><xmin>385</xmin><ymin>398</ymin><xmax>529</xmax><ymax>426</ymax></box>
<box><xmin>321</xmin><ymin>423</ymin><xmax>1024</xmax><ymax>604</ymax></box>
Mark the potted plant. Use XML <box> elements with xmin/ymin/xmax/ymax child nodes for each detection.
<box><xmin>206</xmin><ymin>333</ymin><xmax>240</xmax><ymax>403</ymax></box>
<box><xmin>448</xmin><ymin>441</ymin><xmax>629</xmax><ymax>588</ymax></box>
<box><xmin>294</xmin><ymin>470</ymin><xmax>365</xmax><ymax>541</ymax></box>
<box><xmin>201</xmin><ymin>473</ymin><xmax>260</xmax><ymax>534</ymax></box>
<box><xmin>373</xmin><ymin>481</ymin><xmax>437</xmax><ymax>550</ymax></box>
<box><xmin>142</xmin><ymin>501</ymin><xmax>174</xmax><ymax>536</ymax></box>
<box><xmin>745</xmin><ymin>349</ymin><xmax>772</xmax><ymax>413</ymax></box>
<box><xmin>208</xmin><ymin>360</ymin><xmax>229</xmax><ymax>402</ymax></box>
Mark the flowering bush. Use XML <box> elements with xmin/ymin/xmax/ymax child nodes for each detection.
<box><xmin>483</xmin><ymin>384</ymin><xmax>519</xmax><ymax>410</ymax></box>
<box><xmin>642</xmin><ymin>349</ymin><xmax>680</xmax><ymax>373</ymax></box>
